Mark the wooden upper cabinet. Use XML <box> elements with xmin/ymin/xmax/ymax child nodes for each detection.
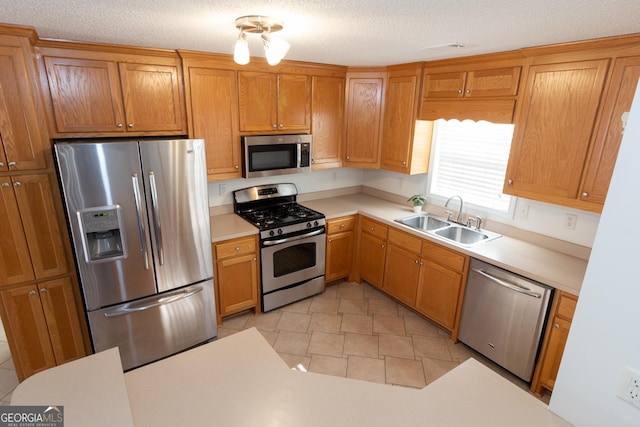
<box><xmin>41</xmin><ymin>48</ymin><xmax>186</xmax><ymax>136</ymax></box>
<box><xmin>580</xmin><ymin>56</ymin><xmax>640</xmax><ymax>205</ymax></box>
<box><xmin>311</xmin><ymin>75</ymin><xmax>345</xmax><ymax>169</ymax></box>
<box><xmin>343</xmin><ymin>71</ymin><xmax>385</xmax><ymax>168</ymax></box>
<box><xmin>423</xmin><ymin>66</ymin><xmax>521</xmax><ymax>99</ymax></box>
<box><xmin>504</xmin><ymin>59</ymin><xmax>610</xmax><ymax>205</ymax></box>
<box><xmin>0</xmin><ymin>36</ymin><xmax>49</xmax><ymax>171</ymax></box>
<box><xmin>381</xmin><ymin>64</ymin><xmax>431</xmax><ymax>174</ymax></box>
<box><xmin>0</xmin><ymin>173</ymin><xmax>69</xmax><ymax>285</ymax></box>
<box><xmin>185</xmin><ymin>65</ymin><xmax>241</xmax><ymax>180</ymax></box>
<box><xmin>238</xmin><ymin>71</ymin><xmax>310</xmax><ymax>132</ymax></box>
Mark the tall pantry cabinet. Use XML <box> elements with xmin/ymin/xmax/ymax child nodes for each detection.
<box><xmin>0</xmin><ymin>27</ymin><xmax>87</xmax><ymax>382</ymax></box>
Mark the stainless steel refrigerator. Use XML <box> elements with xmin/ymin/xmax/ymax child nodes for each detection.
<box><xmin>54</xmin><ymin>139</ymin><xmax>217</xmax><ymax>370</ymax></box>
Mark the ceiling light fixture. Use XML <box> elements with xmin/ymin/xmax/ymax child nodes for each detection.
<box><xmin>234</xmin><ymin>15</ymin><xmax>290</xmax><ymax>66</ymax></box>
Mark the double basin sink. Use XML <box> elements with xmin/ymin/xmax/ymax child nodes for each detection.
<box><xmin>394</xmin><ymin>213</ymin><xmax>501</xmax><ymax>247</ymax></box>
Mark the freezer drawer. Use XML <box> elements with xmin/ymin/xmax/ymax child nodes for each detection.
<box><xmin>88</xmin><ymin>280</ymin><xmax>217</xmax><ymax>370</ymax></box>
<box><xmin>458</xmin><ymin>259</ymin><xmax>552</xmax><ymax>382</ymax></box>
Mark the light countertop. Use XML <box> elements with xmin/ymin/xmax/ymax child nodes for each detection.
<box><xmin>211</xmin><ymin>193</ymin><xmax>587</xmax><ymax>295</ymax></box>
<box><xmin>12</xmin><ymin>328</ymin><xmax>573</xmax><ymax>427</ymax></box>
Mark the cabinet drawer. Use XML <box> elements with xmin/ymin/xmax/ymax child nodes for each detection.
<box><xmin>360</xmin><ymin>217</ymin><xmax>388</xmax><ymax>240</ymax></box>
<box><xmin>388</xmin><ymin>228</ymin><xmax>422</xmax><ymax>254</ymax></box>
<box><xmin>327</xmin><ymin>216</ymin><xmax>355</xmax><ymax>234</ymax></box>
<box><xmin>215</xmin><ymin>237</ymin><xmax>256</xmax><ymax>260</ymax></box>
<box><xmin>421</xmin><ymin>240</ymin><xmax>466</xmax><ymax>272</ymax></box>
<box><xmin>556</xmin><ymin>292</ymin><xmax>578</xmax><ymax>321</ymax></box>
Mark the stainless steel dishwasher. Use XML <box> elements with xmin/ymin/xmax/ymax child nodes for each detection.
<box><xmin>458</xmin><ymin>258</ymin><xmax>553</xmax><ymax>382</ymax></box>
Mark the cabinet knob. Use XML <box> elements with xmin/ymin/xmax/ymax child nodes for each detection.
<box><xmin>381</xmin><ymin>244</ymin><xmax>385</xmax><ymax>249</ymax></box>
<box><xmin>235</xmin><ymin>165</ymin><xmax>239</xmax><ymax>169</ymax></box>
<box><xmin>415</xmin><ymin>259</ymin><xmax>419</xmax><ymax>264</ymax></box>
<box><xmin>554</xmin><ymin>323</ymin><xmax>560</xmax><ymax>329</ymax></box>
<box><xmin>1</xmin><ymin>182</ymin><xmax>9</xmax><ymax>187</ymax></box>
<box><xmin>13</xmin><ymin>181</ymin><xmax>21</xmax><ymax>187</ymax></box>
<box><xmin>420</xmin><ymin>261</ymin><xmax>424</xmax><ymax>266</ymax></box>
<box><xmin>272</xmin><ymin>124</ymin><xmax>277</xmax><ymax>128</ymax></box>
<box><xmin>340</xmin><ymin>224</ymin><xmax>345</xmax><ymax>229</ymax></box>
<box><xmin>328</xmin><ymin>239</ymin><xmax>332</xmax><ymax>243</ymax></box>
<box><xmin>507</xmin><ymin>179</ymin><xmax>513</xmax><ymax>185</ymax></box>
<box><xmin>128</xmin><ymin>123</ymin><xmax>134</xmax><ymax>128</ymax></box>
<box><xmin>279</xmin><ymin>124</ymin><xmax>284</xmax><ymax>128</ymax></box>
<box><xmin>8</xmin><ymin>161</ymin><xmax>16</xmax><ymax>168</ymax></box>
<box><xmin>252</xmin><ymin>257</ymin><xmax>256</xmax><ymax>262</ymax></box>
<box><xmin>117</xmin><ymin>123</ymin><xmax>123</xmax><ymax>128</ymax></box>
<box><xmin>457</xmin><ymin>89</ymin><xmax>463</xmax><ymax>94</ymax></box>
<box><xmin>346</xmin><ymin>156</ymin><xmax>350</xmax><ymax>161</ymax></box>
<box><xmin>370</xmin><ymin>227</ymin><xmax>375</xmax><ymax>231</ymax></box>
<box><xmin>0</xmin><ymin>162</ymin><xmax>4</xmax><ymax>167</ymax></box>
<box><xmin>581</xmin><ymin>192</ymin><xmax>589</xmax><ymax>198</ymax></box>
<box><xmin>235</xmin><ymin>247</ymin><xmax>240</xmax><ymax>252</ymax></box>
<box><xmin>465</xmin><ymin>89</ymin><xmax>471</xmax><ymax>94</ymax></box>
<box><xmin>29</xmin><ymin>290</ymin><xmax>36</xmax><ymax>296</ymax></box>
<box><xmin>402</xmin><ymin>161</ymin><xmax>406</xmax><ymax>166</ymax></box>
<box><xmin>40</xmin><ymin>288</ymin><xmax>46</xmax><ymax>293</ymax></box>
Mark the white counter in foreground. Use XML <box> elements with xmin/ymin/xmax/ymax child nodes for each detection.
<box><xmin>12</xmin><ymin>328</ymin><xmax>572</xmax><ymax>427</ymax></box>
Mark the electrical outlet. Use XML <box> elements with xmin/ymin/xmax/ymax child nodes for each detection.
<box><xmin>519</xmin><ymin>204</ymin><xmax>529</xmax><ymax>219</ymax></box>
<box><xmin>219</xmin><ymin>183</ymin><xmax>227</xmax><ymax>196</ymax></box>
<box><xmin>564</xmin><ymin>214</ymin><xmax>577</xmax><ymax>230</ymax></box>
<box><xmin>617</xmin><ymin>366</ymin><xmax>640</xmax><ymax>408</ymax></box>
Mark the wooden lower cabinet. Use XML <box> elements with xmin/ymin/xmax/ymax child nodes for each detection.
<box><xmin>214</xmin><ymin>236</ymin><xmax>260</xmax><ymax>323</ymax></box>
<box><xmin>531</xmin><ymin>291</ymin><xmax>577</xmax><ymax>396</ymax></box>
<box><xmin>0</xmin><ymin>277</ymin><xmax>86</xmax><ymax>381</ymax></box>
<box><xmin>326</xmin><ymin>216</ymin><xmax>355</xmax><ymax>282</ymax></box>
<box><xmin>382</xmin><ymin>229</ymin><xmax>421</xmax><ymax>306</ymax></box>
<box><xmin>415</xmin><ymin>259</ymin><xmax>463</xmax><ymax>331</ymax></box>
<box><xmin>356</xmin><ymin>217</ymin><xmax>388</xmax><ymax>288</ymax></box>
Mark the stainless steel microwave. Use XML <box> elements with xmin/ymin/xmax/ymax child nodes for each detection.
<box><xmin>242</xmin><ymin>134</ymin><xmax>312</xmax><ymax>178</ymax></box>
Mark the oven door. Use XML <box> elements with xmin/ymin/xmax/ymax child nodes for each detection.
<box><xmin>261</xmin><ymin>229</ymin><xmax>326</xmax><ymax>294</ymax></box>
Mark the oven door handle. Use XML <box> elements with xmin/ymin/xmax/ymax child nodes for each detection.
<box><xmin>263</xmin><ymin>228</ymin><xmax>325</xmax><ymax>246</ymax></box>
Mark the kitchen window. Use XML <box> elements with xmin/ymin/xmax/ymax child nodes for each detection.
<box><xmin>427</xmin><ymin>119</ymin><xmax>515</xmax><ymax>217</ymax></box>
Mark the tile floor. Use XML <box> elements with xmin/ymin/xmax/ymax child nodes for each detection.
<box><xmin>0</xmin><ymin>320</ymin><xmax>18</xmax><ymax>406</ymax></box>
<box><xmin>220</xmin><ymin>280</ymin><xmax>548</xmax><ymax>402</ymax></box>
<box><xmin>0</xmin><ymin>280</ymin><xmax>548</xmax><ymax>405</ymax></box>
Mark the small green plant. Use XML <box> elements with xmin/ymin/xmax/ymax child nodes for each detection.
<box><xmin>407</xmin><ymin>194</ymin><xmax>427</xmax><ymax>207</ymax></box>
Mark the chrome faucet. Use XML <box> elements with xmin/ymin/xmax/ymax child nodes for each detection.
<box><xmin>444</xmin><ymin>195</ymin><xmax>464</xmax><ymax>223</ymax></box>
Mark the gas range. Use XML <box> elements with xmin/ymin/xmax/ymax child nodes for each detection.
<box><xmin>233</xmin><ymin>183</ymin><xmax>325</xmax><ymax>239</ymax></box>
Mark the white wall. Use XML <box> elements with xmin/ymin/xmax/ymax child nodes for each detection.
<box><xmin>549</xmin><ymin>84</ymin><xmax>640</xmax><ymax>425</ymax></box>
<box><xmin>207</xmin><ymin>168</ymin><xmax>364</xmax><ymax>206</ymax></box>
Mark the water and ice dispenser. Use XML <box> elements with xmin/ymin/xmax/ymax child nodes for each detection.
<box><xmin>78</xmin><ymin>206</ymin><xmax>127</xmax><ymax>263</ymax></box>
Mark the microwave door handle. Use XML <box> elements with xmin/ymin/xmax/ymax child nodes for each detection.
<box><xmin>131</xmin><ymin>174</ymin><xmax>149</xmax><ymax>270</ymax></box>
<box><xmin>148</xmin><ymin>171</ymin><xmax>164</xmax><ymax>266</ymax></box>
<box><xmin>263</xmin><ymin>228</ymin><xmax>324</xmax><ymax>246</ymax></box>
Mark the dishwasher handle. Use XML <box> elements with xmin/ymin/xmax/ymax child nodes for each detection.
<box><xmin>472</xmin><ymin>268</ymin><xmax>542</xmax><ymax>298</ymax></box>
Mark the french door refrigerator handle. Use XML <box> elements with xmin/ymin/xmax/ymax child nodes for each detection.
<box><xmin>131</xmin><ymin>173</ymin><xmax>149</xmax><ymax>270</ymax></box>
<box><xmin>148</xmin><ymin>171</ymin><xmax>164</xmax><ymax>266</ymax></box>
<box><xmin>103</xmin><ymin>286</ymin><xmax>204</xmax><ymax>317</ymax></box>
<box><xmin>471</xmin><ymin>268</ymin><xmax>542</xmax><ymax>298</ymax></box>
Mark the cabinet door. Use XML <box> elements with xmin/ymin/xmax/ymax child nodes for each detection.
<box><xmin>581</xmin><ymin>57</ymin><xmax>640</xmax><ymax>204</ymax></box>
<box><xmin>39</xmin><ymin>277</ymin><xmax>86</xmax><ymax>365</ymax></box>
<box><xmin>381</xmin><ymin>69</ymin><xmax>428</xmax><ymax>174</ymax></box>
<box><xmin>382</xmin><ymin>244</ymin><xmax>420</xmax><ymax>306</ymax></box>
<box><xmin>423</xmin><ymin>71</ymin><xmax>467</xmax><ymax>98</ymax></box>
<box><xmin>0</xmin><ymin>42</ymin><xmax>49</xmax><ymax>171</ymax></box>
<box><xmin>344</xmin><ymin>74</ymin><xmax>384</xmax><ymax>167</ymax></box>
<box><xmin>278</xmin><ymin>74</ymin><xmax>311</xmax><ymax>131</ymax></box>
<box><xmin>0</xmin><ymin>284</ymin><xmax>56</xmax><ymax>381</ymax></box>
<box><xmin>0</xmin><ymin>179</ymin><xmax>35</xmax><ymax>285</ymax></box>
<box><xmin>238</xmin><ymin>71</ymin><xmax>277</xmax><ymax>132</ymax></box>
<box><xmin>187</xmin><ymin>67</ymin><xmax>241</xmax><ymax>180</ymax></box>
<box><xmin>504</xmin><ymin>59</ymin><xmax>609</xmax><ymax>200</ymax></box>
<box><xmin>217</xmin><ymin>254</ymin><xmax>258</xmax><ymax>316</ymax></box>
<box><xmin>119</xmin><ymin>62</ymin><xmax>185</xmax><ymax>132</ymax></box>
<box><xmin>465</xmin><ymin>67</ymin><xmax>521</xmax><ymax>98</ymax></box>
<box><xmin>311</xmin><ymin>76</ymin><xmax>345</xmax><ymax>169</ymax></box>
<box><xmin>326</xmin><ymin>230</ymin><xmax>353</xmax><ymax>282</ymax></box>
<box><xmin>537</xmin><ymin>316</ymin><xmax>571</xmax><ymax>391</ymax></box>
<box><xmin>12</xmin><ymin>174</ymin><xmax>68</xmax><ymax>279</ymax></box>
<box><xmin>44</xmin><ymin>56</ymin><xmax>125</xmax><ymax>133</ymax></box>
<box><xmin>358</xmin><ymin>232</ymin><xmax>386</xmax><ymax>289</ymax></box>
<box><xmin>415</xmin><ymin>259</ymin><xmax>462</xmax><ymax>330</ymax></box>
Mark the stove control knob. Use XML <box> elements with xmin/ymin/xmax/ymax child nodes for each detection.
<box><xmin>306</xmin><ymin>222</ymin><xmax>312</xmax><ymax>228</ymax></box>
<box><xmin>314</xmin><ymin>220</ymin><xmax>319</xmax><ymax>227</ymax></box>
<box><xmin>269</xmin><ymin>230</ymin><xmax>275</xmax><ymax>237</ymax></box>
<box><xmin>277</xmin><ymin>229</ymin><xmax>283</xmax><ymax>235</ymax></box>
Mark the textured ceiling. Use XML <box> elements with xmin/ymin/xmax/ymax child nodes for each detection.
<box><xmin>1</xmin><ymin>0</ymin><xmax>640</xmax><ymax>66</ymax></box>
